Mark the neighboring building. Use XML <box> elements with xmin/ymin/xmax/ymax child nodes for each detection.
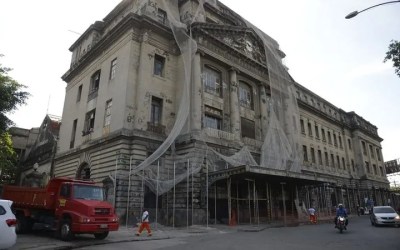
<box><xmin>9</xmin><ymin>114</ymin><xmax>61</xmax><ymax>187</ymax></box>
<box><xmin>55</xmin><ymin>0</ymin><xmax>393</xmax><ymax>226</ymax></box>
<box><xmin>385</xmin><ymin>159</ymin><xmax>400</xmax><ymax>175</ymax></box>
<box><xmin>8</xmin><ymin>127</ymin><xmax>39</xmax><ymax>163</ymax></box>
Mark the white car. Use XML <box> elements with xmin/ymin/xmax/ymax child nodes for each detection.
<box><xmin>0</xmin><ymin>199</ymin><xmax>17</xmax><ymax>249</ymax></box>
<box><xmin>370</xmin><ymin>206</ymin><xmax>400</xmax><ymax>227</ymax></box>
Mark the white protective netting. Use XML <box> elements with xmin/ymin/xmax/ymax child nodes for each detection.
<box><xmin>128</xmin><ymin>0</ymin><xmax>302</xmax><ymax>195</ymax></box>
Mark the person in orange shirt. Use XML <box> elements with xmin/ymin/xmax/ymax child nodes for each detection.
<box><xmin>308</xmin><ymin>207</ymin><xmax>317</xmax><ymax>224</ymax></box>
<box><xmin>136</xmin><ymin>209</ymin><xmax>152</xmax><ymax>236</ymax></box>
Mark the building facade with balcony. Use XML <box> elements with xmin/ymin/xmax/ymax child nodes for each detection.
<box><xmin>55</xmin><ymin>0</ymin><xmax>393</xmax><ymax>226</ymax></box>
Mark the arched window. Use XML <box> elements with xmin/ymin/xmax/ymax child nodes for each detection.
<box><xmin>77</xmin><ymin>163</ymin><xmax>91</xmax><ymax>180</ymax></box>
<box><xmin>239</xmin><ymin>81</ymin><xmax>253</xmax><ymax>109</ymax></box>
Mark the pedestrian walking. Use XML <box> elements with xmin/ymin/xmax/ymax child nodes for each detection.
<box><xmin>136</xmin><ymin>208</ymin><xmax>152</xmax><ymax>236</ymax></box>
<box><xmin>308</xmin><ymin>207</ymin><xmax>317</xmax><ymax>224</ymax></box>
<box><xmin>356</xmin><ymin>204</ymin><xmax>360</xmax><ymax>216</ymax></box>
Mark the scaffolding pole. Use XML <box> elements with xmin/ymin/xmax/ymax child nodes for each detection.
<box><xmin>206</xmin><ymin>161</ymin><xmax>208</xmax><ymax>228</ymax></box>
<box><xmin>248</xmin><ymin>180</ymin><xmax>251</xmax><ymax>224</ymax></box>
<box><xmin>113</xmin><ymin>155</ymin><xmax>118</xmax><ymax>208</ymax></box>
<box><xmin>228</xmin><ymin>177</ymin><xmax>231</xmax><ymax>226</ymax></box>
<box><xmin>173</xmin><ymin>162</ymin><xmax>176</xmax><ymax>229</ymax></box>
<box><xmin>215</xmin><ymin>181</ymin><xmax>217</xmax><ymax>225</ymax></box>
<box><xmin>156</xmin><ymin>160</ymin><xmax>159</xmax><ymax>230</ymax></box>
<box><xmin>140</xmin><ymin>169</ymin><xmax>144</xmax><ymax>218</ymax></box>
<box><xmin>167</xmin><ymin>164</ymin><xmax>169</xmax><ymax>226</ymax></box>
<box><xmin>126</xmin><ymin>156</ymin><xmax>133</xmax><ymax>228</ymax></box>
<box><xmin>187</xmin><ymin>159</ymin><xmax>189</xmax><ymax>230</ymax></box>
<box><xmin>236</xmin><ymin>182</ymin><xmax>239</xmax><ymax>224</ymax></box>
<box><xmin>191</xmin><ymin>162</ymin><xmax>194</xmax><ymax>226</ymax></box>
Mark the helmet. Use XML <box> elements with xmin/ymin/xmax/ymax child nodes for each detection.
<box><xmin>338</xmin><ymin>203</ymin><xmax>343</xmax><ymax>208</ymax></box>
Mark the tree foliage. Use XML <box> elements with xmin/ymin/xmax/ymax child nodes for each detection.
<box><xmin>0</xmin><ymin>54</ymin><xmax>30</xmax><ymax>133</ymax></box>
<box><xmin>0</xmin><ymin>132</ymin><xmax>17</xmax><ymax>184</ymax></box>
<box><xmin>384</xmin><ymin>40</ymin><xmax>400</xmax><ymax>78</ymax></box>
<box><xmin>0</xmin><ymin>55</ymin><xmax>30</xmax><ymax>183</ymax></box>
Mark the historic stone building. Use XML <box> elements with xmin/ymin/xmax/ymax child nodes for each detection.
<box><xmin>55</xmin><ymin>0</ymin><xmax>393</xmax><ymax>226</ymax></box>
<box><xmin>9</xmin><ymin>114</ymin><xmax>60</xmax><ymax>186</ymax></box>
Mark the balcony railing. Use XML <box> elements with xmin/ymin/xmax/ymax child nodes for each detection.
<box><xmin>87</xmin><ymin>88</ymin><xmax>98</xmax><ymax>101</ymax></box>
<box><xmin>242</xmin><ymin>137</ymin><xmax>263</xmax><ymax>148</ymax></box>
<box><xmin>147</xmin><ymin>122</ymin><xmax>166</xmax><ymax>135</ymax></box>
<box><xmin>204</xmin><ymin>127</ymin><xmax>235</xmax><ymax>141</ymax></box>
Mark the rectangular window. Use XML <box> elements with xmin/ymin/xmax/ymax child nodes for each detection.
<box><xmin>365</xmin><ymin>161</ymin><xmax>370</xmax><ymax>173</ymax></box>
<box><xmin>369</xmin><ymin>145</ymin><xmax>374</xmax><ymax>158</ymax></box>
<box><xmin>203</xmin><ymin>66</ymin><xmax>222</xmax><ymax>97</ymax></box>
<box><xmin>150</xmin><ymin>96</ymin><xmax>163</xmax><ymax>125</ymax></box>
<box><xmin>321</xmin><ymin>128</ymin><xmax>326</xmax><ymax>141</ymax></box>
<box><xmin>327</xmin><ymin>131</ymin><xmax>332</xmax><ymax>144</ymax></box>
<box><xmin>239</xmin><ymin>82</ymin><xmax>253</xmax><ymax>109</ymax></box>
<box><xmin>333</xmin><ymin>134</ymin><xmax>337</xmax><ymax>146</ymax></box>
<box><xmin>88</xmin><ymin>71</ymin><xmax>101</xmax><ymax>101</ymax></box>
<box><xmin>70</xmin><ymin>119</ymin><xmax>77</xmax><ymax>148</ymax></box>
<box><xmin>300</xmin><ymin>119</ymin><xmax>305</xmax><ymax>134</ymax></box>
<box><xmin>373</xmin><ymin>164</ymin><xmax>377</xmax><ymax>175</ymax></box>
<box><xmin>83</xmin><ymin>109</ymin><xmax>96</xmax><ymax>135</ymax></box>
<box><xmin>110</xmin><ymin>58</ymin><xmax>117</xmax><ymax>80</ymax></box>
<box><xmin>154</xmin><ymin>54</ymin><xmax>165</xmax><ymax>77</ymax></box>
<box><xmin>204</xmin><ymin>106</ymin><xmax>222</xmax><ymax>130</ymax></box>
<box><xmin>77</xmin><ymin>85</ymin><xmax>82</xmax><ymax>102</ymax></box>
<box><xmin>348</xmin><ymin>138</ymin><xmax>352</xmax><ymax>150</ymax></box>
<box><xmin>379</xmin><ymin>166</ymin><xmax>384</xmax><ymax>176</ymax></box>
<box><xmin>339</xmin><ymin>136</ymin><xmax>343</xmax><ymax>148</ymax></box>
<box><xmin>324</xmin><ymin>152</ymin><xmax>329</xmax><ymax>166</ymax></box>
<box><xmin>90</xmin><ymin>71</ymin><xmax>100</xmax><ymax>92</ymax></box>
<box><xmin>303</xmin><ymin>145</ymin><xmax>308</xmax><ymax>162</ymax></box>
<box><xmin>318</xmin><ymin>150</ymin><xmax>322</xmax><ymax>165</ymax></box>
<box><xmin>362</xmin><ymin>141</ymin><xmax>367</xmax><ymax>155</ymax></box>
<box><xmin>331</xmin><ymin>154</ymin><xmax>335</xmax><ymax>167</ymax></box>
<box><xmin>311</xmin><ymin>147</ymin><xmax>315</xmax><ymax>163</ymax></box>
<box><xmin>351</xmin><ymin>160</ymin><xmax>355</xmax><ymax>172</ymax></box>
<box><xmin>376</xmin><ymin>149</ymin><xmax>381</xmax><ymax>161</ymax></box>
<box><xmin>157</xmin><ymin>9</ymin><xmax>167</xmax><ymax>24</ymax></box>
<box><xmin>307</xmin><ymin>122</ymin><xmax>313</xmax><ymax>137</ymax></box>
<box><xmin>241</xmin><ymin>117</ymin><xmax>255</xmax><ymax>139</ymax></box>
<box><xmin>104</xmin><ymin>99</ymin><xmax>112</xmax><ymax>127</ymax></box>
<box><xmin>342</xmin><ymin>157</ymin><xmax>346</xmax><ymax>170</ymax></box>
<box><xmin>315</xmin><ymin>125</ymin><xmax>319</xmax><ymax>139</ymax></box>
<box><xmin>336</xmin><ymin>155</ymin><xmax>340</xmax><ymax>168</ymax></box>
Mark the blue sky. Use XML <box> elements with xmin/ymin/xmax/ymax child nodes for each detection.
<box><xmin>1</xmin><ymin>1</ymin><xmax>399</xmax><ymax>179</ymax></box>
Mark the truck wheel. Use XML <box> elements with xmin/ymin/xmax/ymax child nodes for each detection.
<box><xmin>16</xmin><ymin>215</ymin><xmax>31</xmax><ymax>234</ymax></box>
<box><xmin>94</xmin><ymin>231</ymin><xmax>109</xmax><ymax>240</ymax></box>
<box><xmin>60</xmin><ymin>219</ymin><xmax>74</xmax><ymax>241</ymax></box>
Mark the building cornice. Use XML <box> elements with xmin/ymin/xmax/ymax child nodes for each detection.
<box><xmin>62</xmin><ymin>13</ymin><xmax>175</xmax><ymax>83</ymax></box>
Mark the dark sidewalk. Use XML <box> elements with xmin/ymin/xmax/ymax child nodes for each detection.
<box><xmin>11</xmin><ymin>215</ymin><xmax>349</xmax><ymax>250</ymax></box>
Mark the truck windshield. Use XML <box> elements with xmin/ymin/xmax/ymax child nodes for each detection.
<box><xmin>73</xmin><ymin>185</ymin><xmax>105</xmax><ymax>201</ymax></box>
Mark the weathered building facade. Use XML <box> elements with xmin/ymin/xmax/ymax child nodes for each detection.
<box><xmin>55</xmin><ymin>0</ymin><xmax>393</xmax><ymax>226</ymax></box>
<box><xmin>9</xmin><ymin>114</ymin><xmax>61</xmax><ymax>187</ymax></box>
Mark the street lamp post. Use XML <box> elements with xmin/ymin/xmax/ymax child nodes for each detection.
<box><xmin>345</xmin><ymin>1</ymin><xmax>400</xmax><ymax>19</ymax></box>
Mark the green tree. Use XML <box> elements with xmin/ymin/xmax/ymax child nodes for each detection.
<box><xmin>0</xmin><ymin>132</ymin><xmax>17</xmax><ymax>184</ymax></box>
<box><xmin>384</xmin><ymin>40</ymin><xmax>400</xmax><ymax>78</ymax></box>
<box><xmin>0</xmin><ymin>55</ymin><xmax>30</xmax><ymax>183</ymax></box>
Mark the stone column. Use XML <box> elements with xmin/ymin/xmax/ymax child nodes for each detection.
<box><xmin>191</xmin><ymin>52</ymin><xmax>202</xmax><ymax>131</ymax></box>
<box><xmin>229</xmin><ymin>69</ymin><xmax>240</xmax><ymax>140</ymax></box>
<box><xmin>259</xmin><ymin>84</ymin><xmax>269</xmax><ymax>140</ymax></box>
<box><xmin>134</xmin><ymin>32</ymin><xmax>151</xmax><ymax>130</ymax></box>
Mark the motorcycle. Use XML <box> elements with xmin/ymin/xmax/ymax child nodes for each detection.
<box><xmin>336</xmin><ymin>216</ymin><xmax>347</xmax><ymax>233</ymax></box>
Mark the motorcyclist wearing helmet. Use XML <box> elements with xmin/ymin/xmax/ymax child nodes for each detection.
<box><xmin>334</xmin><ymin>204</ymin><xmax>348</xmax><ymax>228</ymax></box>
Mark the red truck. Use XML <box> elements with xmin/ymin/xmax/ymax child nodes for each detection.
<box><xmin>1</xmin><ymin>177</ymin><xmax>119</xmax><ymax>241</ymax></box>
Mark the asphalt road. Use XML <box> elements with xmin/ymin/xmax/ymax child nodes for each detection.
<box><xmin>79</xmin><ymin>216</ymin><xmax>400</xmax><ymax>250</ymax></box>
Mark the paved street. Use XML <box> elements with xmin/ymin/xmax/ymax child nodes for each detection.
<box><xmin>11</xmin><ymin>215</ymin><xmax>400</xmax><ymax>250</ymax></box>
